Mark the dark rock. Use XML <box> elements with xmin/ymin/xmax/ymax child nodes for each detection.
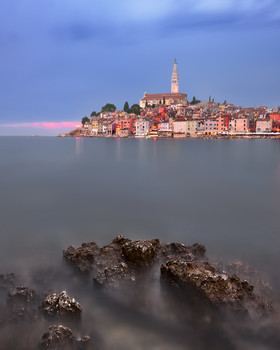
<box><xmin>77</xmin><ymin>335</ymin><xmax>91</xmax><ymax>349</ymax></box>
<box><xmin>161</xmin><ymin>260</ymin><xmax>273</xmax><ymax>317</ymax></box>
<box><xmin>226</xmin><ymin>261</ymin><xmax>273</xmax><ymax>300</ymax></box>
<box><xmin>40</xmin><ymin>325</ymin><xmax>91</xmax><ymax>350</ymax></box>
<box><xmin>122</xmin><ymin>240</ymin><xmax>158</xmax><ymax>267</ymax></box>
<box><xmin>42</xmin><ymin>291</ymin><xmax>82</xmax><ymax>317</ymax></box>
<box><xmin>0</xmin><ymin>273</ymin><xmax>16</xmax><ymax>291</ymax></box>
<box><xmin>7</xmin><ymin>286</ymin><xmax>39</xmax><ymax>321</ymax></box>
<box><xmin>40</xmin><ymin>325</ymin><xmax>75</xmax><ymax>350</ymax></box>
<box><xmin>63</xmin><ymin>242</ymin><xmax>99</xmax><ymax>273</ymax></box>
<box><xmin>63</xmin><ymin>236</ymin><xmax>273</xmax><ymax>319</ymax></box>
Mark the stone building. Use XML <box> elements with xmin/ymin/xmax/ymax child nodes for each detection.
<box><xmin>140</xmin><ymin>60</ymin><xmax>188</xmax><ymax>108</ymax></box>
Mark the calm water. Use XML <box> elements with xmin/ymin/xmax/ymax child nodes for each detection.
<box><xmin>1</xmin><ymin>136</ymin><xmax>280</xmax><ymax>349</ymax></box>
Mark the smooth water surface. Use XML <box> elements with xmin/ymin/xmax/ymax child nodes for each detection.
<box><xmin>0</xmin><ymin>137</ymin><xmax>280</xmax><ymax>349</ymax></box>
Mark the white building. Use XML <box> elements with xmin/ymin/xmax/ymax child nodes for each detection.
<box><xmin>256</xmin><ymin>118</ymin><xmax>272</xmax><ymax>133</ymax></box>
<box><xmin>173</xmin><ymin>120</ymin><xmax>187</xmax><ymax>135</ymax></box>
<box><xmin>158</xmin><ymin>122</ymin><xmax>172</xmax><ymax>132</ymax></box>
<box><xmin>135</xmin><ymin>118</ymin><xmax>150</xmax><ymax>136</ymax></box>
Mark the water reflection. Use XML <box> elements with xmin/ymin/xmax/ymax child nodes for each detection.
<box><xmin>75</xmin><ymin>137</ymin><xmax>84</xmax><ymax>155</ymax></box>
<box><xmin>0</xmin><ymin>137</ymin><xmax>280</xmax><ymax>349</ymax></box>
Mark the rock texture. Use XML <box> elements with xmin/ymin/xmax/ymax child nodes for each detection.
<box><xmin>64</xmin><ymin>236</ymin><xmax>273</xmax><ymax>318</ymax></box>
<box><xmin>161</xmin><ymin>260</ymin><xmax>273</xmax><ymax>317</ymax></box>
<box><xmin>7</xmin><ymin>286</ymin><xmax>40</xmax><ymax>321</ymax></box>
<box><xmin>63</xmin><ymin>236</ymin><xmax>205</xmax><ymax>288</ymax></box>
<box><xmin>40</xmin><ymin>325</ymin><xmax>90</xmax><ymax>350</ymax></box>
<box><xmin>42</xmin><ymin>291</ymin><xmax>82</xmax><ymax>317</ymax></box>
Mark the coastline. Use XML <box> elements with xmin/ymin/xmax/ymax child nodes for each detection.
<box><xmin>58</xmin><ymin>130</ymin><xmax>280</xmax><ymax>140</ymax></box>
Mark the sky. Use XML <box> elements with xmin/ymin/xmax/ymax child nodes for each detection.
<box><xmin>0</xmin><ymin>0</ymin><xmax>280</xmax><ymax>135</ymax></box>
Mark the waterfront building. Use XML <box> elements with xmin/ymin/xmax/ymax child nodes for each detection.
<box><xmin>216</xmin><ymin>115</ymin><xmax>230</xmax><ymax>133</ymax></box>
<box><xmin>256</xmin><ymin>118</ymin><xmax>272</xmax><ymax>133</ymax></box>
<box><xmin>140</xmin><ymin>60</ymin><xmax>188</xmax><ymax>108</ymax></box>
<box><xmin>229</xmin><ymin>117</ymin><xmax>249</xmax><ymax>133</ymax></box>
<box><xmin>204</xmin><ymin>118</ymin><xmax>218</xmax><ymax>134</ymax></box>
<box><xmin>186</xmin><ymin>119</ymin><xmax>199</xmax><ymax>136</ymax></box>
<box><xmin>158</xmin><ymin>121</ymin><xmax>172</xmax><ymax>132</ymax></box>
<box><xmin>118</xmin><ymin>117</ymin><xmax>133</xmax><ymax>135</ymax></box>
<box><xmin>173</xmin><ymin>119</ymin><xmax>187</xmax><ymax>136</ymax></box>
<box><xmin>135</xmin><ymin>118</ymin><xmax>150</xmax><ymax>136</ymax></box>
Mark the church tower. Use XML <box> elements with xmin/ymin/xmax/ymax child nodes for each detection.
<box><xmin>171</xmin><ymin>59</ymin><xmax>179</xmax><ymax>93</ymax></box>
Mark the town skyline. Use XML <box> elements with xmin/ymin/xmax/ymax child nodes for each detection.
<box><xmin>0</xmin><ymin>0</ymin><xmax>280</xmax><ymax>135</ymax></box>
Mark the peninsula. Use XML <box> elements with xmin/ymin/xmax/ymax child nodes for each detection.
<box><xmin>60</xmin><ymin>61</ymin><xmax>280</xmax><ymax>139</ymax></box>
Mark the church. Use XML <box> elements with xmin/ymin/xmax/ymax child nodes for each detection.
<box><xmin>139</xmin><ymin>60</ymin><xmax>188</xmax><ymax>108</ymax></box>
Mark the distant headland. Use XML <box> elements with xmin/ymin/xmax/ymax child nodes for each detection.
<box><xmin>59</xmin><ymin>60</ymin><xmax>280</xmax><ymax>139</ymax></box>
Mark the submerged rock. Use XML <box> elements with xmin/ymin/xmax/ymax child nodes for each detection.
<box><xmin>121</xmin><ymin>239</ymin><xmax>159</xmax><ymax>267</ymax></box>
<box><xmin>0</xmin><ymin>273</ymin><xmax>16</xmax><ymax>291</ymax></box>
<box><xmin>63</xmin><ymin>236</ymin><xmax>273</xmax><ymax>318</ymax></box>
<box><xmin>63</xmin><ymin>236</ymin><xmax>206</xmax><ymax>288</ymax></box>
<box><xmin>7</xmin><ymin>286</ymin><xmax>40</xmax><ymax>321</ymax></box>
<box><xmin>42</xmin><ymin>291</ymin><xmax>82</xmax><ymax>317</ymax></box>
<box><xmin>161</xmin><ymin>260</ymin><xmax>273</xmax><ymax>317</ymax></box>
<box><xmin>226</xmin><ymin>261</ymin><xmax>273</xmax><ymax>300</ymax></box>
<box><xmin>40</xmin><ymin>325</ymin><xmax>91</xmax><ymax>350</ymax></box>
<box><xmin>40</xmin><ymin>325</ymin><xmax>75</xmax><ymax>349</ymax></box>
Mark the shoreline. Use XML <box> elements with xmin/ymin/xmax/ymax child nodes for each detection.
<box><xmin>58</xmin><ymin>132</ymin><xmax>280</xmax><ymax>140</ymax></box>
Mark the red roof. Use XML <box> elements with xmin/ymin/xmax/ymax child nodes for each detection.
<box><xmin>141</xmin><ymin>93</ymin><xmax>187</xmax><ymax>101</ymax></box>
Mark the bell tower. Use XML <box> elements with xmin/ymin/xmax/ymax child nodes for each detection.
<box><xmin>171</xmin><ymin>59</ymin><xmax>179</xmax><ymax>93</ymax></box>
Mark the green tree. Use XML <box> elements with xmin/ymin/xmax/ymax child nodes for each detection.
<box><xmin>163</xmin><ymin>96</ymin><xmax>166</xmax><ymax>104</ymax></box>
<box><xmin>223</xmin><ymin>100</ymin><xmax>227</xmax><ymax>105</ymax></box>
<box><xmin>91</xmin><ymin>111</ymin><xmax>97</xmax><ymax>117</ymax></box>
<box><xmin>159</xmin><ymin>100</ymin><xmax>162</xmax><ymax>104</ymax></box>
<box><xmin>101</xmin><ymin>103</ymin><xmax>117</xmax><ymax>113</ymax></box>
<box><xmin>190</xmin><ymin>96</ymin><xmax>201</xmax><ymax>105</ymax></box>
<box><xmin>145</xmin><ymin>100</ymin><xmax>148</xmax><ymax>108</ymax></box>
<box><xmin>123</xmin><ymin>101</ymin><xmax>129</xmax><ymax>112</ymax></box>
<box><xmin>130</xmin><ymin>104</ymin><xmax>141</xmax><ymax>115</ymax></box>
<box><xmin>81</xmin><ymin>116</ymin><xmax>90</xmax><ymax>125</ymax></box>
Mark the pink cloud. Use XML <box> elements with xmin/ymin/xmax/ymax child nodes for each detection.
<box><xmin>0</xmin><ymin>122</ymin><xmax>82</xmax><ymax>129</ymax></box>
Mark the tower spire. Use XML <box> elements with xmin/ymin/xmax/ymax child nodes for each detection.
<box><xmin>171</xmin><ymin>59</ymin><xmax>179</xmax><ymax>93</ymax></box>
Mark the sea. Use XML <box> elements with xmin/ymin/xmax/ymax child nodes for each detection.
<box><xmin>0</xmin><ymin>136</ymin><xmax>280</xmax><ymax>349</ymax></box>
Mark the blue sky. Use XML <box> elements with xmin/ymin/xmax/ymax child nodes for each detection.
<box><xmin>0</xmin><ymin>0</ymin><xmax>280</xmax><ymax>135</ymax></box>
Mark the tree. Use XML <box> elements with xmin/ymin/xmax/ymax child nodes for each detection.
<box><xmin>101</xmin><ymin>103</ymin><xmax>117</xmax><ymax>113</ymax></box>
<box><xmin>159</xmin><ymin>100</ymin><xmax>162</xmax><ymax>105</ymax></box>
<box><xmin>81</xmin><ymin>116</ymin><xmax>90</xmax><ymax>125</ymax></box>
<box><xmin>130</xmin><ymin>104</ymin><xmax>141</xmax><ymax>115</ymax></box>
<box><xmin>190</xmin><ymin>96</ymin><xmax>201</xmax><ymax>105</ymax></box>
<box><xmin>91</xmin><ymin>111</ymin><xmax>97</xmax><ymax>117</ymax></box>
<box><xmin>163</xmin><ymin>96</ymin><xmax>166</xmax><ymax>104</ymax></box>
<box><xmin>145</xmin><ymin>100</ymin><xmax>148</xmax><ymax>108</ymax></box>
<box><xmin>123</xmin><ymin>101</ymin><xmax>129</xmax><ymax>112</ymax></box>
<box><xmin>223</xmin><ymin>100</ymin><xmax>227</xmax><ymax>105</ymax></box>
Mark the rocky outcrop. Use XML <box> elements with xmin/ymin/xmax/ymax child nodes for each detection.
<box><xmin>40</xmin><ymin>325</ymin><xmax>90</xmax><ymax>350</ymax></box>
<box><xmin>0</xmin><ymin>273</ymin><xmax>16</xmax><ymax>291</ymax></box>
<box><xmin>121</xmin><ymin>239</ymin><xmax>159</xmax><ymax>267</ymax></box>
<box><xmin>42</xmin><ymin>291</ymin><xmax>82</xmax><ymax>317</ymax></box>
<box><xmin>7</xmin><ymin>286</ymin><xmax>40</xmax><ymax>321</ymax></box>
<box><xmin>63</xmin><ymin>236</ymin><xmax>274</xmax><ymax>318</ymax></box>
<box><xmin>160</xmin><ymin>260</ymin><xmax>273</xmax><ymax>317</ymax></box>
<box><xmin>63</xmin><ymin>236</ymin><xmax>205</xmax><ymax>288</ymax></box>
<box><xmin>225</xmin><ymin>261</ymin><xmax>273</xmax><ymax>300</ymax></box>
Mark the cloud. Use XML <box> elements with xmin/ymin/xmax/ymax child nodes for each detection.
<box><xmin>0</xmin><ymin>122</ymin><xmax>81</xmax><ymax>130</ymax></box>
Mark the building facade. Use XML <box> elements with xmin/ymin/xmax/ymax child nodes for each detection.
<box><xmin>140</xmin><ymin>60</ymin><xmax>187</xmax><ymax>108</ymax></box>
